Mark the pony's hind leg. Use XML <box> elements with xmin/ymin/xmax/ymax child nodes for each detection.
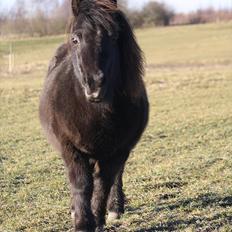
<box><xmin>107</xmin><ymin>165</ymin><xmax>125</xmax><ymax>221</ymax></box>
<box><xmin>62</xmin><ymin>146</ymin><xmax>95</xmax><ymax>232</ymax></box>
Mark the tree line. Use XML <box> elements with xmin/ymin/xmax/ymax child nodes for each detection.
<box><xmin>0</xmin><ymin>0</ymin><xmax>69</xmax><ymax>36</ymax></box>
<box><xmin>0</xmin><ymin>0</ymin><xmax>232</xmax><ymax>36</ymax></box>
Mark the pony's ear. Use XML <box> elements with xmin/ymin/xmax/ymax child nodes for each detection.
<box><xmin>71</xmin><ymin>0</ymin><xmax>81</xmax><ymax>16</ymax></box>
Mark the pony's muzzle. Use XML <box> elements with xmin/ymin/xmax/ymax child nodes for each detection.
<box><xmin>84</xmin><ymin>73</ymin><xmax>104</xmax><ymax>102</ymax></box>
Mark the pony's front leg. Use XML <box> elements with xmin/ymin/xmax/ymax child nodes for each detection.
<box><xmin>63</xmin><ymin>148</ymin><xmax>95</xmax><ymax>232</ymax></box>
<box><xmin>107</xmin><ymin>164</ymin><xmax>125</xmax><ymax>221</ymax></box>
<box><xmin>91</xmin><ymin>160</ymin><xmax>119</xmax><ymax>231</ymax></box>
<box><xmin>107</xmin><ymin>150</ymin><xmax>129</xmax><ymax>221</ymax></box>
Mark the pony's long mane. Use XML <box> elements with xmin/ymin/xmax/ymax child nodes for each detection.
<box><xmin>116</xmin><ymin>11</ymin><xmax>144</xmax><ymax>99</ymax></box>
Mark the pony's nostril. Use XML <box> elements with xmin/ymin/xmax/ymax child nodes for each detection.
<box><xmin>87</xmin><ymin>77</ymin><xmax>94</xmax><ymax>88</ymax></box>
<box><xmin>98</xmin><ymin>71</ymin><xmax>104</xmax><ymax>79</ymax></box>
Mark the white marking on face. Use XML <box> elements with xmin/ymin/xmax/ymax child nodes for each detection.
<box><xmin>84</xmin><ymin>88</ymin><xmax>100</xmax><ymax>100</ymax></box>
<box><xmin>92</xmin><ymin>89</ymin><xmax>100</xmax><ymax>98</ymax></box>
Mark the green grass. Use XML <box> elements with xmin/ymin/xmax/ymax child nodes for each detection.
<box><xmin>1</xmin><ymin>22</ymin><xmax>232</xmax><ymax>231</ymax></box>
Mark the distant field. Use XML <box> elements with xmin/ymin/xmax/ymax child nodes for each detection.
<box><xmin>1</xmin><ymin>22</ymin><xmax>232</xmax><ymax>231</ymax></box>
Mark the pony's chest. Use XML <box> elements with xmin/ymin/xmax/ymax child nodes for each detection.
<box><xmin>77</xmin><ymin>112</ymin><xmax>121</xmax><ymax>142</ymax></box>
<box><xmin>75</xmin><ymin>104</ymin><xmax>140</xmax><ymax>153</ymax></box>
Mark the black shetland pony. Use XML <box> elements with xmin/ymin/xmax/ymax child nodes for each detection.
<box><xmin>39</xmin><ymin>0</ymin><xmax>149</xmax><ymax>231</ymax></box>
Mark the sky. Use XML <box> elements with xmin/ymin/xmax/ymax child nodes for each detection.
<box><xmin>1</xmin><ymin>0</ymin><xmax>232</xmax><ymax>13</ymax></box>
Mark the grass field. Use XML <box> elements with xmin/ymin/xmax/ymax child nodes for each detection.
<box><xmin>1</xmin><ymin>22</ymin><xmax>232</xmax><ymax>231</ymax></box>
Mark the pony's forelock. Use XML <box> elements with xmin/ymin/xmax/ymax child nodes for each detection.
<box><xmin>68</xmin><ymin>0</ymin><xmax>118</xmax><ymax>34</ymax></box>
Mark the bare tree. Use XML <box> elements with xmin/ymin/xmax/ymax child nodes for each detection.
<box><xmin>0</xmin><ymin>3</ymin><xmax>7</xmax><ymax>35</ymax></box>
<box><xmin>127</xmin><ymin>10</ymin><xmax>145</xmax><ymax>28</ymax></box>
<box><xmin>118</xmin><ymin>0</ymin><xmax>128</xmax><ymax>11</ymax></box>
<box><xmin>10</xmin><ymin>0</ymin><xmax>29</xmax><ymax>34</ymax></box>
<box><xmin>142</xmin><ymin>1</ymin><xmax>174</xmax><ymax>26</ymax></box>
<box><xmin>30</xmin><ymin>0</ymin><xmax>62</xmax><ymax>36</ymax></box>
<box><xmin>50</xmin><ymin>0</ymin><xmax>70</xmax><ymax>34</ymax></box>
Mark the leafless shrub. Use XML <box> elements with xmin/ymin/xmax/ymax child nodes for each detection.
<box><xmin>172</xmin><ymin>8</ymin><xmax>232</xmax><ymax>25</ymax></box>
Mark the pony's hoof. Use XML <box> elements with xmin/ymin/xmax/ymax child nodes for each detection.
<box><xmin>107</xmin><ymin>211</ymin><xmax>120</xmax><ymax>221</ymax></box>
<box><xmin>71</xmin><ymin>210</ymin><xmax>75</xmax><ymax>220</ymax></box>
<box><xmin>76</xmin><ymin>228</ymin><xmax>95</xmax><ymax>232</ymax></box>
<box><xmin>95</xmin><ymin>226</ymin><xmax>104</xmax><ymax>232</ymax></box>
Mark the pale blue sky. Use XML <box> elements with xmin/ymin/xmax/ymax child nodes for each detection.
<box><xmin>1</xmin><ymin>0</ymin><xmax>232</xmax><ymax>13</ymax></box>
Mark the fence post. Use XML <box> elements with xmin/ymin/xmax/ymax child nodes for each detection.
<box><xmin>9</xmin><ymin>43</ymin><xmax>14</xmax><ymax>74</ymax></box>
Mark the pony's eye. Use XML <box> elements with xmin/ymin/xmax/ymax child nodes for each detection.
<box><xmin>72</xmin><ymin>35</ymin><xmax>80</xmax><ymax>46</ymax></box>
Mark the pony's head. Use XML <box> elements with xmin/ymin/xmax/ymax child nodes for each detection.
<box><xmin>69</xmin><ymin>0</ymin><xmax>120</xmax><ymax>103</ymax></box>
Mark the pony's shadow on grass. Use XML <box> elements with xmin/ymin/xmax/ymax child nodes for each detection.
<box><xmin>135</xmin><ymin>192</ymin><xmax>232</xmax><ymax>232</ymax></box>
<box><xmin>155</xmin><ymin>193</ymin><xmax>232</xmax><ymax>212</ymax></box>
<box><xmin>135</xmin><ymin>212</ymin><xmax>232</xmax><ymax>231</ymax></box>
